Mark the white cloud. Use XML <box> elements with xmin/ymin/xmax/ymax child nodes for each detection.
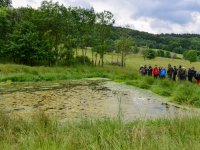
<box><xmin>12</xmin><ymin>0</ymin><xmax>200</xmax><ymax>34</ymax></box>
<box><xmin>61</xmin><ymin>0</ymin><xmax>91</xmax><ymax>8</ymax></box>
<box><xmin>12</xmin><ymin>0</ymin><xmax>40</xmax><ymax>8</ymax></box>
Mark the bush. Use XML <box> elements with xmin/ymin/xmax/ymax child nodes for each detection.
<box><xmin>146</xmin><ymin>49</ymin><xmax>156</xmax><ymax>59</ymax></box>
<box><xmin>173</xmin><ymin>84</ymin><xmax>200</xmax><ymax>106</ymax></box>
<box><xmin>75</xmin><ymin>56</ymin><xmax>91</xmax><ymax>65</ymax></box>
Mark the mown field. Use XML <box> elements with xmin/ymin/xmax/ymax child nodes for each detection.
<box><xmin>83</xmin><ymin>50</ymin><xmax>200</xmax><ymax>71</ymax></box>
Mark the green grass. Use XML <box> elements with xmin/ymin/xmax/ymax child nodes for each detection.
<box><xmin>0</xmin><ymin>112</ymin><xmax>200</xmax><ymax>150</ymax></box>
<box><xmin>0</xmin><ymin>64</ymin><xmax>200</xmax><ymax>107</ymax></box>
<box><xmin>0</xmin><ymin>54</ymin><xmax>200</xmax><ymax>149</ymax></box>
<box><xmin>126</xmin><ymin>77</ymin><xmax>200</xmax><ymax>107</ymax></box>
<box><xmin>82</xmin><ymin>50</ymin><xmax>200</xmax><ymax>71</ymax></box>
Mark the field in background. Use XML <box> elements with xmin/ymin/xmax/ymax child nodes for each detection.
<box><xmin>153</xmin><ymin>48</ymin><xmax>183</xmax><ymax>58</ymax></box>
<box><xmin>81</xmin><ymin>50</ymin><xmax>200</xmax><ymax>71</ymax></box>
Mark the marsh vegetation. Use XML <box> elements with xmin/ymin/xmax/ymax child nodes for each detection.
<box><xmin>1</xmin><ymin>0</ymin><xmax>200</xmax><ymax>149</ymax></box>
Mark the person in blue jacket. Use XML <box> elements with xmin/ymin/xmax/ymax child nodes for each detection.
<box><xmin>160</xmin><ymin>67</ymin><xmax>167</xmax><ymax>78</ymax></box>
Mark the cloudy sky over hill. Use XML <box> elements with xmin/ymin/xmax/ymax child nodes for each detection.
<box><xmin>12</xmin><ymin>0</ymin><xmax>200</xmax><ymax>34</ymax></box>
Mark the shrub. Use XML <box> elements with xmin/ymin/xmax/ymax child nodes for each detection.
<box><xmin>75</xmin><ymin>56</ymin><xmax>91</xmax><ymax>65</ymax></box>
<box><xmin>173</xmin><ymin>84</ymin><xmax>200</xmax><ymax>106</ymax></box>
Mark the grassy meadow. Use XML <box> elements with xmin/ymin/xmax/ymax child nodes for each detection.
<box><xmin>83</xmin><ymin>50</ymin><xmax>200</xmax><ymax>71</ymax></box>
<box><xmin>0</xmin><ymin>53</ymin><xmax>200</xmax><ymax>149</ymax></box>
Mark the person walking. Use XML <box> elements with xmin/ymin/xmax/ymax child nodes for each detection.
<box><xmin>144</xmin><ymin>65</ymin><xmax>148</xmax><ymax>75</ymax></box>
<box><xmin>194</xmin><ymin>72</ymin><xmax>200</xmax><ymax>84</ymax></box>
<box><xmin>177</xmin><ymin>65</ymin><xmax>182</xmax><ymax>80</ymax></box>
<box><xmin>188</xmin><ymin>68</ymin><xmax>192</xmax><ymax>82</ymax></box>
<box><xmin>188</xmin><ymin>67</ymin><xmax>196</xmax><ymax>82</ymax></box>
<box><xmin>167</xmin><ymin>64</ymin><xmax>173</xmax><ymax>80</ymax></box>
<box><xmin>182</xmin><ymin>67</ymin><xmax>187</xmax><ymax>80</ymax></box>
<box><xmin>172</xmin><ymin>66</ymin><xmax>177</xmax><ymax>81</ymax></box>
<box><xmin>178</xmin><ymin>65</ymin><xmax>186</xmax><ymax>80</ymax></box>
<box><xmin>139</xmin><ymin>65</ymin><xmax>144</xmax><ymax>75</ymax></box>
<box><xmin>187</xmin><ymin>67</ymin><xmax>196</xmax><ymax>82</ymax></box>
<box><xmin>152</xmin><ymin>65</ymin><xmax>159</xmax><ymax>78</ymax></box>
<box><xmin>148</xmin><ymin>65</ymin><xmax>153</xmax><ymax>76</ymax></box>
<box><xmin>160</xmin><ymin>67</ymin><xmax>167</xmax><ymax>79</ymax></box>
<box><xmin>192</xmin><ymin>67</ymin><xmax>197</xmax><ymax>81</ymax></box>
<box><xmin>158</xmin><ymin>67</ymin><xmax>162</xmax><ymax>78</ymax></box>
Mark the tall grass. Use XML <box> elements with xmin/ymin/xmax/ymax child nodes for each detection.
<box><xmin>126</xmin><ymin>77</ymin><xmax>200</xmax><ymax>107</ymax></box>
<box><xmin>0</xmin><ymin>112</ymin><xmax>200</xmax><ymax>150</ymax></box>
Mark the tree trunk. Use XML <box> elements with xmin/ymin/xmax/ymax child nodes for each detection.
<box><xmin>101</xmin><ymin>55</ymin><xmax>104</xmax><ymax>67</ymax></box>
<box><xmin>98</xmin><ymin>60</ymin><xmax>101</xmax><ymax>66</ymax></box>
<box><xmin>117</xmin><ymin>53</ymin><xmax>119</xmax><ymax>63</ymax></box>
<box><xmin>84</xmin><ymin>48</ymin><xmax>87</xmax><ymax>57</ymax></box>
<box><xmin>111</xmin><ymin>52</ymin><xmax>114</xmax><ymax>64</ymax></box>
<box><xmin>84</xmin><ymin>48</ymin><xmax>87</xmax><ymax>65</ymax></box>
<box><xmin>81</xmin><ymin>48</ymin><xmax>85</xmax><ymax>65</ymax></box>
<box><xmin>81</xmin><ymin>48</ymin><xmax>84</xmax><ymax>56</ymax></box>
<box><xmin>75</xmin><ymin>47</ymin><xmax>78</xmax><ymax>57</ymax></box>
<box><xmin>95</xmin><ymin>53</ymin><xmax>97</xmax><ymax>66</ymax></box>
<box><xmin>124</xmin><ymin>54</ymin><xmax>126</xmax><ymax>68</ymax></box>
<box><xmin>92</xmin><ymin>51</ymin><xmax>94</xmax><ymax>65</ymax></box>
<box><xmin>121</xmin><ymin>52</ymin><xmax>124</xmax><ymax>67</ymax></box>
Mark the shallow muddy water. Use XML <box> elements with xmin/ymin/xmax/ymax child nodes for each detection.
<box><xmin>0</xmin><ymin>79</ymin><xmax>195</xmax><ymax>120</ymax></box>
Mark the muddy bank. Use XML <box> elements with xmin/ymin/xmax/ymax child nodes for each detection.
<box><xmin>0</xmin><ymin>79</ymin><xmax>196</xmax><ymax>120</ymax></box>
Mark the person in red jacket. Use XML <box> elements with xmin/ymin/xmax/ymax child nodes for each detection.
<box><xmin>194</xmin><ymin>72</ymin><xmax>200</xmax><ymax>84</ymax></box>
<box><xmin>152</xmin><ymin>65</ymin><xmax>159</xmax><ymax>78</ymax></box>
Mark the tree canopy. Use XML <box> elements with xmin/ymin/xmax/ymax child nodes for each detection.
<box><xmin>0</xmin><ymin>0</ymin><xmax>12</xmax><ymax>7</ymax></box>
<box><xmin>0</xmin><ymin>1</ymin><xmax>115</xmax><ymax>66</ymax></box>
<box><xmin>184</xmin><ymin>50</ymin><xmax>198</xmax><ymax>63</ymax></box>
<box><xmin>0</xmin><ymin>0</ymin><xmax>200</xmax><ymax>66</ymax></box>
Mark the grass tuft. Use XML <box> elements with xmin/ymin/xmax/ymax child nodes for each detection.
<box><xmin>0</xmin><ymin>112</ymin><xmax>200</xmax><ymax>149</ymax></box>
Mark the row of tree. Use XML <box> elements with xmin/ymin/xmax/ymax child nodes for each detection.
<box><xmin>0</xmin><ymin>0</ymin><xmax>199</xmax><ymax>67</ymax></box>
<box><xmin>183</xmin><ymin>50</ymin><xmax>198</xmax><ymax>63</ymax></box>
<box><xmin>0</xmin><ymin>0</ymin><xmax>137</xmax><ymax>67</ymax></box>
<box><xmin>113</xmin><ymin>27</ymin><xmax>200</xmax><ymax>56</ymax></box>
<box><xmin>141</xmin><ymin>49</ymin><xmax>171</xmax><ymax>60</ymax></box>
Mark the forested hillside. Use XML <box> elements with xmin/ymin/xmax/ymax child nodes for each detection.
<box><xmin>0</xmin><ymin>0</ymin><xmax>200</xmax><ymax>66</ymax></box>
<box><xmin>112</xmin><ymin>27</ymin><xmax>200</xmax><ymax>55</ymax></box>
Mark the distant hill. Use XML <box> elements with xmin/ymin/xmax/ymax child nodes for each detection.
<box><xmin>111</xmin><ymin>27</ymin><xmax>200</xmax><ymax>56</ymax></box>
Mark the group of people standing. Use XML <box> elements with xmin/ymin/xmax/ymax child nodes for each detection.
<box><xmin>139</xmin><ymin>64</ymin><xmax>200</xmax><ymax>84</ymax></box>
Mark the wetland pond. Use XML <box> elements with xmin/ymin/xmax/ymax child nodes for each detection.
<box><xmin>0</xmin><ymin>79</ymin><xmax>196</xmax><ymax>121</ymax></box>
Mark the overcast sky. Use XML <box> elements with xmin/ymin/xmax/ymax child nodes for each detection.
<box><xmin>12</xmin><ymin>0</ymin><xmax>200</xmax><ymax>34</ymax></box>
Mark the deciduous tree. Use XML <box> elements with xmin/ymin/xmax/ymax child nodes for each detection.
<box><xmin>184</xmin><ymin>50</ymin><xmax>197</xmax><ymax>63</ymax></box>
<box><xmin>95</xmin><ymin>10</ymin><xmax>115</xmax><ymax>67</ymax></box>
<box><xmin>0</xmin><ymin>0</ymin><xmax>12</xmax><ymax>7</ymax></box>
